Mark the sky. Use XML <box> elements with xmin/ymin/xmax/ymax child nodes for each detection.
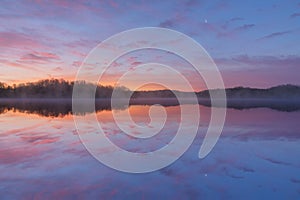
<box><xmin>0</xmin><ymin>0</ymin><xmax>299</xmax><ymax>91</ymax></box>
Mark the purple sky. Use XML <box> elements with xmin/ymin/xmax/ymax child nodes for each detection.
<box><xmin>0</xmin><ymin>0</ymin><xmax>299</xmax><ymax>90</ymax></box>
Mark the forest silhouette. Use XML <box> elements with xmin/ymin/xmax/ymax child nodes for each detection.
<box><xmin>1</xmin><ymin>78</ymin><xmax>300</xmax><ymax>99</ymax></box>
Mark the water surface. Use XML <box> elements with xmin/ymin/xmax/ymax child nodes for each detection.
<box><xmin>0</xmin><ymin>102</ymin><xmax>300</xmax><ymax>199</ymax></box>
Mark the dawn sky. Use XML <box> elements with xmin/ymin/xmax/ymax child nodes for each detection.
<box><xmin>0</xmin><ymin>0</ymin><xmax>299</xmax><ymax>91</ymax></box>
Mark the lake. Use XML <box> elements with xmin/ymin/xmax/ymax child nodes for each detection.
<box><xmin>0</xmin><ymin>101</ymin><xmax>300</xmax><ymax>199</ymax></box>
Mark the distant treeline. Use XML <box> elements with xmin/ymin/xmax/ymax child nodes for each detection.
<box><xmin>0</xmin><ymin>79</ymin><xmax>118</xmax><ymax>98</ymax></box>
<box><xmin>0</xmin><ymin>79</ymin><xmax>181</xmax><ymax>99</ymax></box>
<box><xmin>197</xmin><ymin>85</ymin><xmax>300</xmax><ymax>99</ymax></box>
<box><xmin>0</xmin><ymin>79</ymin><xmax>300</xmax><ymax>99</ymax></box>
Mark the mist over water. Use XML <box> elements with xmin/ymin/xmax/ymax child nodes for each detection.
<box><xmin>0</xmin><ymin>98</ymin><xmax>300</xmax><ymax>118</ymax></box>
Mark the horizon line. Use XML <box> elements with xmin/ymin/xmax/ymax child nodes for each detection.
<box><xmin>0</xmin><ymin>78</ymin><xmax>299</xmax><ymax>93</ymax></box>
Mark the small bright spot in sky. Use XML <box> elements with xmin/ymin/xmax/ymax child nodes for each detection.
<box><xmin>205</xmin><ymin>19</ymin><xmax>208</xmax><ymax>23</ymax></box>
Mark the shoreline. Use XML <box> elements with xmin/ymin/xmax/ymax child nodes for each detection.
<box><xmin>0</xmin><ymin>97</ymin><xmax>299</xmax><ymax>113</ymax></box>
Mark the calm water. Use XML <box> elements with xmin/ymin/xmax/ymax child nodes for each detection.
<box><xmin>0</xmin><ymin>102</ymin><xmax>300</xmax><ymax>199</ymax></box>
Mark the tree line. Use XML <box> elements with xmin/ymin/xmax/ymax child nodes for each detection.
<box><xmin>0</xmin><ymin>79</ymin><xmax>177</xmax><ymax>99</ymax></box>
<box><xmin>0</xmin><ymin>79</ymin><xmax>299</xmax><ymax>99</ymax></box>
<box><xmin>0</xmin><ymin>79</ymin><xmax>120</xmax><ymax>98</ymax></box>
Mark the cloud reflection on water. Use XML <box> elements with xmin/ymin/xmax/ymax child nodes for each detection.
<box><xmin>0</xmin><ymin>103</ymin><xmax>300</xmax><ymax>199</ymax></box>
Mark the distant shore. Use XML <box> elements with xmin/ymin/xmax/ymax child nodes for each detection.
<box><xmin>1</xmin><ymin>79</ymin><xmax>300</xmax><ymax>99</ymax></box>
<box><xmin>1</xmin><ymin>79</ymin><xmax>300</xmax><ymax>113</ymax></box>
<box><xmin>1</xmin><ymin>97</ymin><xmax>300</xmax><ymax>114</ymax></box>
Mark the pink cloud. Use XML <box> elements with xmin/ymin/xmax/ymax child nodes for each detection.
<box><xmin>20</xmin><ymin>52</ymin><xmax>60</xmax><ymax>62</ymax></box>
<box><xmin>110</xmin><ymin>61</ymin><xmax>122</xmax><ymax>68</ymax></box>
<box><xmin>70</xmin><ymin>50</ymin><xmax>87</xmax><ymax>58</ymax></box>
<box><xmin>53</xmin><ymin>67</ymin><xmax>63</xmax><ymax>72</ymax></box>
<box><xmin>131</xmin><ymin>61</ymin><xmax>143</xmax><ymax>66</ymax></box>
<box><xmin>28</xmin><ymin>0</ymin><xmax>103</xmax><ymax>18</ymax></box>
<box><xmin>0</xmin><ymin>59</ymin><xmax>40</xmax><ymax>72</ymax></box>
<box><xmin>72</xmin><ymin>61</ymin><xmax>83</xmax><ymax>68</ymax></box>
<box><xmin>0</xmin><ymin>31</ymin><xmax>44</xmax><ymax>49</ymax></box>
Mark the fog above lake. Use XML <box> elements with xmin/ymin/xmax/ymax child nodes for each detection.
<box><xmin>0</xmin><ymin>98</ymin><xmax>300</xmax><ymax>118</ymax></box>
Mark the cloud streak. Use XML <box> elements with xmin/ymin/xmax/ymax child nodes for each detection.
<box><xmin>257</xmin><ymin>30</ymin><xmax>292</xmax><ymax>41</ymax></box>
<box><xmin>229</xmin><ymin>17</ymin><xmax>244</xmax><ymax>22</ymax></box>
<box><xmin>234</xmin><ymin>24</ymin><xmax>255</xmax><ymax>31</ymax></box>
<box><xmin>0</xmin><ymin>31</ymin><xmax>44</xmax><ymax>49</ymax></box>
<box><xmin>20</xmin><ymin>52</ymin><xmax>60</xmax><ymax>62</ymax></box>
<box><xmin>216</xmin><ymin>54</ymin><xmax>300</xmax><ymax>69</ymax></box>
<box><xmin>0</xmin><ymin>59</ymin><xmax>40</xmax><ymax>72</ymax></box>
<box><xmin>290</xmin><ymin>12</ymin><xmax>300</xmax><ymax>18</ymax></box>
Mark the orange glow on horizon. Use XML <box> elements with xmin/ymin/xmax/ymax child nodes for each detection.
<box><xmin>3</xmin><ymin>76</ymin><xmax>203</xmax><ymax>92</ymax></box>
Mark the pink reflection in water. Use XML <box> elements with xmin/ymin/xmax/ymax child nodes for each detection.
<box><xmin>0</xmin><ymin>105</ymin><xmax>299</xmax><ymax>199</ymax></box>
